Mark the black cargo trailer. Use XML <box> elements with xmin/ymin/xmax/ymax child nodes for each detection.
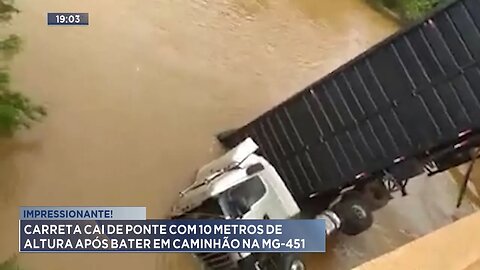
<box><xmin>218</xmin><ymin>0</ymin><xmax>480</xmax><ymax>202</ymax></box>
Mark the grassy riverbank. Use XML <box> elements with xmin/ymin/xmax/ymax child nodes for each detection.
<box><xmin>368</xmin><ymin>0</ymin><xmax>453</xmax><ymax>23</ymax></box>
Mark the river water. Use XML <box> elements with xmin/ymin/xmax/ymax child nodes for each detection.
<box><xmin>0</xmin><ymin>0</ymin><xmax>471</xmax><ymax>269</ymax></box>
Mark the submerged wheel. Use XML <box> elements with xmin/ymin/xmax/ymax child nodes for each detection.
<box><xmin>261</xmin><ymin>254</ymin><xmax>306</xmax><ymax>270</ymax></box>
<box><xmin>359</xmin><ymin>181</ymin><xmax>392</xmax><ymax>211</ymax></box>
<box><xmin>285</xmin><ymin>256</ymin><xmax>305</xmax><ymax>270</ymax></box>
<box><xmin>333</xmin><ymin>193</ymin><xmax>373</xmax><ymax>236</ymax></box>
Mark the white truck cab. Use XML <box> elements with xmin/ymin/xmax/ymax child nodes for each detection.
<box><xmin>172</xmin><ymin>138</ymin><xmax>300</xmax><ymax>220</ymax></box>
<box><xmin>171</xmin><ymin>138</ymin><xmax>370</xmax><ymax>270</ymax></box>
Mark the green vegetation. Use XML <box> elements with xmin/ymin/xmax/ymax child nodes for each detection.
<box><xmin>0</xmin><ymin>256</ymin><xmax>20</xmax><ymax>270</ymax></box>
<box><xmin>0</xmin><ymin>34</ymin><xmax>21</xmax><ymax>60</ymax></box>
<box><xmin>0</xmin><ymin>0</ymin><xmax>46</xmax><ymax>136</ymax></box>
<box><xmin>369</xmin><ymin>0</ymin><xmax>452</xmax><ymax>22</ymax></box>
<box><xmin>0</xmin><ymin>0</ymin><xmax>18</xmax><ymax>23</ymax></box>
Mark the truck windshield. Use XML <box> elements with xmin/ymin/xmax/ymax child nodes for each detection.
<box><xmin>218</xmin><ymin>176</ymin><xmax>266</xmax><ymax>218</ymax></box>
<box><xmin>173</xmin><ymin>197</ymin><xmax>224</xmax><ymax>219</ymax></box>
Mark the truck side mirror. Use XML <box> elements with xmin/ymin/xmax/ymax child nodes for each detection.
<box><xmin>246</xmin><ymin>163</ymin><xmax>264</xmax><ymax>175</ymax></box>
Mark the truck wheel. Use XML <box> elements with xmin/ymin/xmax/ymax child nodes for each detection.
<box><xmin>333</xmin><ymin>194</ymin><xmax>373</xmax><ymax>236</ymax></box>
<box><xmin>283</xmin><ymin>255</ymin><xmax>305</xmax><ymax>270</ymax></box>
<box><xmin>359</xmin><ymin>181</ymin><xmax>391</xmax><ymax>211</ymax></box>
<box><xmin>263</xmin><ymin>254</ymin><xmax>305</xmax><ymax>270</ymax></box>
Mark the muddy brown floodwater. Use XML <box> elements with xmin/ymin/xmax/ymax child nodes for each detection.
<box><xmin>1</xmin><ymin>0</ymin><xmax>472</xmax><ymax>270</ymax></box>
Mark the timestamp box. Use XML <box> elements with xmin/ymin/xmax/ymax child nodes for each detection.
<box><xmin>47</xmin><ymin>13</ymin><xmax>89</xmax><ymax>25</ymax></box>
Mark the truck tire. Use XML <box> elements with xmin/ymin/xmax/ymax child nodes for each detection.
<box><xmin>272</xmin><ymin>254</ymin><xmax>305</xmax><ymax>270</ymax></box>
<box><xmin>358</xmin><ymin>180</ymin><xmax>392</xmax><ymax>211</ymax></box>
<box><xmin>334</xmin><ymin>194</ymin><xmax>373</xmax><ymax>236</ymax></box>
<box><xmin>282</xmin><ymin>255</ymin><xmax>305</xmax><ymax>270</ymax></box>
<box><xmin>262</xmin><ymin>254</ymin><xmax>305</xmax><ymax>270</ymax></box>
